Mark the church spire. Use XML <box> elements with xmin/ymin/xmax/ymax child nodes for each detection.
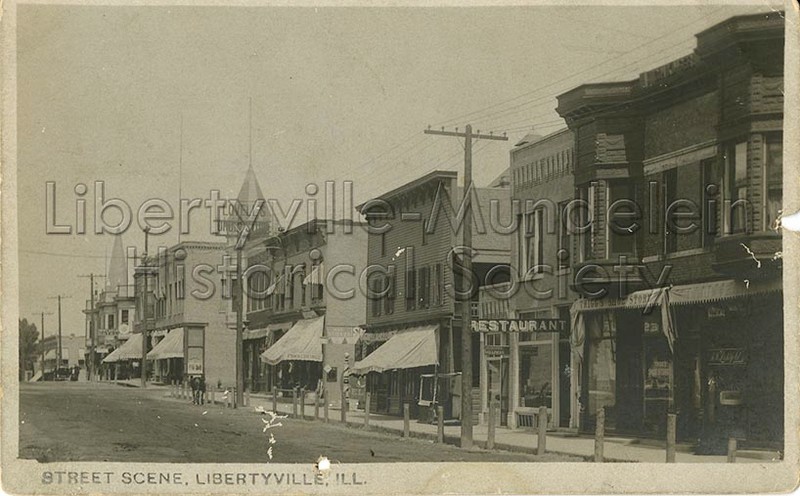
<box><xmin>106</xmin><ymin>234</ymin><xmax>128</xmax><ymax>291</ymax></box>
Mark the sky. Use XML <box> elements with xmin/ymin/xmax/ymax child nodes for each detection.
<box><xmin>15</xmin><ymin>2</ymin><xmax>779</xmax><ymax>335</ymax></box>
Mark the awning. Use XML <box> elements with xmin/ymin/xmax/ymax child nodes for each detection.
<box><xmin>303</xmin><ymin>263</ymin><xmax>324</xmax><ymax>286</ymax></box>
<box><xmin>103</xmin><ymin>333</ymin><xmax>143</xmax><ymax>363</ymax></box>
<box><xmin>146</xmin><ymin>328</ymin><xmax>184</xmax><ymax>360</ymax></box>
<box><xmin>243</xmin><ymin>328</ymin><xmax>270</xmax><ymax>341</ymax></box>
<box><xmin>570</xmin><ymin>278</ymin><xmax>781</xmax><ymax>314</ymax></box>
<box><xmin>351</xmin><ymin>325</ymin><xmax>438</xmax><ymax>375</ymax></box>
<box><xmin>260</xmin><ymin>316</ymin><xmax>324</xmax><ymax>365</ymax></box>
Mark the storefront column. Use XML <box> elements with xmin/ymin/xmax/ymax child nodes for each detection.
<box><xmin>508</xmin><ymin>331</ymin><xmax>519</xmax><ymax>428</ymax></box>
<box><xmin>550</xmin><ymin>330</ymin><xmax>559</xmax><ymax>429</ymax></box>
<box><xmin>479</xmin><ymin>332</ymin><xmax>487</xmax><ymax>425</ymax></box>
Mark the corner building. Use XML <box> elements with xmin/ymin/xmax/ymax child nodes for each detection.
<box><xmin>556</xmin><ymin>12</ymin><xmax>784</xmax><ymax>450</ymax></box>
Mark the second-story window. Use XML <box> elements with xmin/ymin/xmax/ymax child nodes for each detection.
<box><xmin>405</xmin><ymin>269</ymin><xmax>417</xmax><ymax>311</ymax></box>
<box><xmin>724</xmin><ymin>141</ymin><xmax>749</xmax><ymax>234</ymax></box>
<box><xmin>384</xmin><ymin>273</ymin><xmax>395</xmax><ymax>315</ymax></box>
<box><xmin>432</xmin><ymin>263</ymin><xmax>443</xmax><ymax>306</ymax></box>
<box><xmin>418</xmin><ymin>266</ymin><xmax>430</xmax><ymax>308</ymax></box>
<box><xmin>558</xmin><ymin>201</ymin><xmax>571</xmax><ymax>270</ymax></box>
<box><xmin>370</xmin><ymin>274</ymin><xmax>383</xmax><ymax>317</ymax></box>
<box><xmin>521</xmin><ymin>209</ymin><xmax>544</xmax><ymax>276</ymax></box>
<box><xmin>764</xmin><ymin>134</ymin><xmax>783</xmax><ymax>230</ymax></box>
<box><xmin>107</xmin><ymin>314</ymin><xmax>115</xmax><ymax>329</ymax></box>
<box><xmin>121</xmin><ymin>309</ymin><xmax>129</xmax><ymax>324</ymax></box>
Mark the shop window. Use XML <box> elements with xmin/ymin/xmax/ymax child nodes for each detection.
<box><xmin>586</xmin><ymin>314</ymin><xmax>616</xmax><ymax>415</ymax></box>
<box><xmin>764</xmin><ymin>135</ymin><xmax>783</xmax><ymax>230</ymax></box>
<box><xmin>519</xmin><ymin>345</ymin><xmax>552</xmax><ymax>408</ymax></box>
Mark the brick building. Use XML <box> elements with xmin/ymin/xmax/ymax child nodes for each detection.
<box><xmin>353</xmin><ymin>170</ymin><xmax>512</xmax><ymax>421</ymax></box>
<box><xmin>556</xmin><ymin>12</ymin><xmax>784</xmax><ymax>449</ymax></box>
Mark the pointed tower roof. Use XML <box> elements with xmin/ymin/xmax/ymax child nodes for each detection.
<box><xmin>106</xmin><ymin>235</ymin><xmax>128</xmax><ymax>291</ymax></box>
<box><xmin>236</xmin><ymin>165</ymin><xmax>265</xmax><ymax>206</ymax></box>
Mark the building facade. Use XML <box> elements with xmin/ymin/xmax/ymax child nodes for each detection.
<box><xmin>489</xmin><ymin>128</ymin><xmax>579</xmax><ymax>430</ymax></box>
<box><xmin>243</xmin><ymin>218</ymin><xmax>368</xmax><ymax>408</ymax></box>
<box><xmin>555</xmin><ymin>12</ymin><xmax>784</xmax><ymax>449</ymax></box>
<box><xmin>354</xmin><ymin>170</ymin><xmax>512</xmax><ymax>421</ymax></box>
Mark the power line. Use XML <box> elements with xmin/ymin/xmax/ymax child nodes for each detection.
<box><xmin>432</xmin><ymin>6</ymin><xmax>726</xmax><ymax>129</ymax></box>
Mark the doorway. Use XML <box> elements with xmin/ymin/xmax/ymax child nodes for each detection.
<box><xmin>487</xmin><ymin>358</ymin><xmax>508</xmax><ymax>426</ymax></box>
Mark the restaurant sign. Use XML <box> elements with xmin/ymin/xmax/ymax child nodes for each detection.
<box><xmin>471</xmin><ymin>319</ymin><xmax>567</xmax><ymax>334</ymax></box>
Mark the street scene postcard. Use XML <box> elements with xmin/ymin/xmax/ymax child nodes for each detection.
<box><xmin>2</xmin><ymin>0</ymin><xmax>799</xmax><ymax>494</ymax></box>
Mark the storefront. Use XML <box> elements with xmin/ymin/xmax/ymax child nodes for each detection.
<box><xmin>478</xmin><ymin>312</ymin><xmax>569</xmax><ymax>430</ymax></box>
<box><xmin>351</xmin><ymin>325</ymin><xmax>440</xmax><ymax>420</ymax></box>
<box><xmin>570</xmin><ymin>279</ymin><xmax>783</xmax><ymax>448</ymax></box>
<box><xmin>147</xmin><ymin>327</ymin><xmax>184</xmax><ymax>384</ymax></box>
<box><xmin>261</xmin><ymin>316</ymin><xmax>324</xmax><ymax>393</ymax></box>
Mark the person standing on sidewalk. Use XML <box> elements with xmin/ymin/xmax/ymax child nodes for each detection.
<box><xmin>190</xmin><ymin>375</ymin><xmax>199</xmax><ymax>405</ymax></box>
<box><xmin>198</xmin><ymin>375</ymin><xmax>206</xmax><ymax>405</ymax></box>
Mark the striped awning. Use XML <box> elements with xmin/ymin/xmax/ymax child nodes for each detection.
<box><xmin>571</xmin><ymin>278</ymin><xmax>781</xmax><ymax>313</ymax></box>
<box><xmin>146</xmin><ymin>328</ymin><xmax>184</xmax><ymax>360</ymax></box>
<box><xmin>351</xmin><ymin>326</ymin><xmax>438</xmax><ymax>375</ymax></box>
<box><xmin>103</xmin><ymin>333</ymin><xmax>143</xmax><ymax>363</ymax></box>
<box><xmin>260</xmin><ymin>316</ymin><xmax>324</xmax><ymax>365</ymax></box>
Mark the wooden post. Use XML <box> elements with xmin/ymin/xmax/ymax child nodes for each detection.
<box><xmin>300</xmin><ymin>389</ymin><xmax>306</xmax><ymax>420</ymax></box>
<box><xmin>210</xmin><ymin>386</ymin><xmax>215</xmax><ymax>405</ymax></box>
<box><xmin>340</xmin><ymin>372</ymin><xmax>347</xmax><ymax>424</ymax></box>
<box><xmin>727</xmin><ymin>437</ymin><xmax>737</xmax><ymax>463</ymax></box>
<box><xmin>594</xmin><ymin>407</ymin><xmax>605</xmax><ymax>462</ymax></box>
<box><xmin>244</xmin><ymin>389</ymin><xmax>250</xmax><ymax>407</ymax></box>
<box><xmin>324</xmin><ymin>395</ymin><xmax>330</xmax><ymax>423</ymax></box>
<box><xmin>666</xmin><ymin>413</ymin><xmax>677</xmax><ymax>463</ymax></box>
<box><xmin>403</xmin><ymin>403</ymin><xmax>410</xmax><ymax>438</ymax></box>
<box><xmin>437</xmin><ymin>406</ymin><xmax>445</xmax><ymax>443</ymax></box>
<box><xmin>487</xmin><ymin>400</ymin><xmax>497</xmax><ymax>450</ymax></box>
<box><xmin>314</xmin><ymin>394</ymin><xmax>320</xmax><ymax>420</ymax></box>
<box><xmin>537</xmin><ymin>406</ymin><xmax>547</xmax><ymax>455</ymax></box>
<box><xmin>292</xmin><ymin>389</ymin><xmax>298</xmax><ymax>419</ymax></box>
<box><xmin>364</xmin><ymin>392</ymin><xmax>371</xmax><ymax>428</ymax></box>
<box><xmin>272</xmin><ymin>388</ymin><xmax>278</xmax><ymax>413</ymax></box>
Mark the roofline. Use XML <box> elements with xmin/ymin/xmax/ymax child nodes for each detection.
<box><xmin>355</xmin><ymin>170</ymin><xmax>458</xmax><ymax>211</ymax></box>
<box><xmin>512</xmin><ymin>127</ymin><xmax>571</xmax><ymax>151</ymax></box>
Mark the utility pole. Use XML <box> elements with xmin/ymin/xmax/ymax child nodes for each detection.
<box><xmin>423</xmin><ymin>124</ymin><xmax>507</xmax><ymax>449</ymax></box>
<box><xmin>37</xmin><ymin>311</ymin><xmax>53</xmax><ymax>378</ymax></box>
<box><xmin>78</xmin><ymin>273</ymin><xmax>105</xmax><ymax>381</ymax></box>
<box><xmin>140</xmin><ymin>226</ymin><xmax>152</xmax><ymax>388</ymax></box>
<box><xmin>47</xmin><ymin>295</ymin><xmax>72</xmax><ymax>374</ymax></box>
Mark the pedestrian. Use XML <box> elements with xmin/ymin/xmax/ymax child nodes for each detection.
<box><xmin>190</xmin><ymin>376</ymin><xmax>199</xmax><ymax>405</ymax></box>
<box><xmin>198</xmin><ymin>375</ymin><xmax>206</xmax><ymax>405</ymax></box>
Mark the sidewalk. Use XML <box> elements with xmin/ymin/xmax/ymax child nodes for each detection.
<box><xmin>142</xmin><ymin>382</ymin><xmax>781</xmax><ymax>464</ymax></box>
<box><xmin>241</xmin><ymin>391</ymin><xmax>780</xmax><ymax>464</ymax></box>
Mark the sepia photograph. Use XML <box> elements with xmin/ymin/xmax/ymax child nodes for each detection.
<box><xmin>2</xmin><ymin>0</ymin><xmax>798</xmax><ymax>494</ymax></box>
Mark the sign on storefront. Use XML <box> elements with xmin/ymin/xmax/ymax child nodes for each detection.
<box><xmin>484</xmin><ymin>344</ymin><xmax>509</xmax><ymax>358</ymax></box>
<box><xmin>471</xmin><ymin>318</ymin><xmax>567</xmax><ymax>334</ymax></box>
<box><xmin>708</xmin><ymin>348</ymin><xmax>746</xmax><ymax>366</ymax></box>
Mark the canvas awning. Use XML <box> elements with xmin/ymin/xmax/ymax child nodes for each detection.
<box><xmin>570</xmin><ymin>278</ymin><xmax>781</xmax><ymax>313</ymax></box>
<box><xmin>350</xmin><ymin>325</ymin><xmax>438</xmax><ymax>375</ymax></box>
<box><xmin>146</xmin><ymin>328</ymin><xmax>184</xmax><ymax>360</ymax></box>
<box><xmin>243</xmin><ymin>328</ymin><xmax>271</xmax><ymax>340</ymax></box>
<box><xmin>103</xmin><ymin>333</ymin><xmax>143</xmax><ymax>363</ymax></box>
<box><xmin>260</xmin><ymin>316</ymin><xmax>324</xmax><ymax>365</ymax></box>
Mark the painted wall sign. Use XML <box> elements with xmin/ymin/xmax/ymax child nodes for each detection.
<box><xmin>708</xmin><ymin>348</ymin><xmax>746</xmax><ymax>366</ymax></box>
<box><xmin>470</xmin><ymin>319</ymin><xmax>567</xmax><ymax>334</ymax></box>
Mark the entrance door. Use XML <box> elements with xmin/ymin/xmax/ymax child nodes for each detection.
<box><xmin>487</xmin><ymin>359</ymin><xmax>508</xmax><ymax>426</ymax></box>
